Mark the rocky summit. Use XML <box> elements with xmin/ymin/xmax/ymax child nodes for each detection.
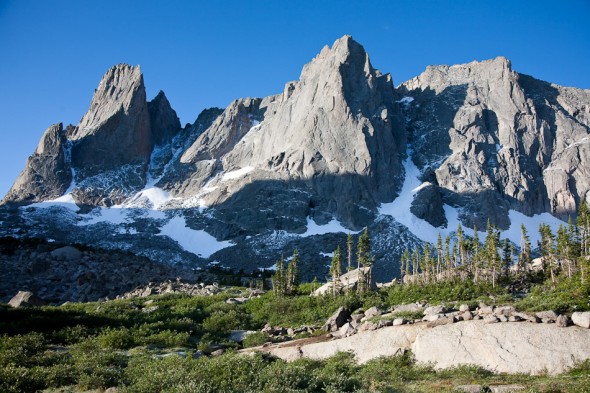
<box><xmin>1</xmin><ymin>35</ymin><xmax>589</xmax><ymax>283</ymax></box>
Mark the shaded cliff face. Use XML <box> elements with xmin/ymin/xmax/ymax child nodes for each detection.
<box><xmin>2</xmin><ymin>123</ymin><xmax>71</xmax><ymax>204</ymax></box>
<box><xmin>1</xmin><ymin>36</ymin><xmax>589</xmax><ymax>282</ymax></box>
<box><xmin>400</xmin><ymin>57</ymin><xmax>590</xmax><ymax>228</ymax></box>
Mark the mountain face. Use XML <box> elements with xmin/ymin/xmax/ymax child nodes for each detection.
<box><xmin>1</xmin><ymin>36</ymin><xmax>589</xmax><ymax>282</ymax></box>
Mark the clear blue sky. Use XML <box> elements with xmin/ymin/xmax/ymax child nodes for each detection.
<box><xmin>1</xmin><ymin>0</ymin><xmax>589</xmax><ymax>198</ymax></box>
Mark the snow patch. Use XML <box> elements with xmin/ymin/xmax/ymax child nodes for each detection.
<box><xmin>79</xmin><ymin>207</ymin><xmax>130</xmax><ymax>226</ymax></box>
<box><xmin>124</xmin><ymin>187</ymin><xmax>176</xmax><ymax>209</ymax></box>
<box><xmin>397</xmin><ymin>96</ymin><xmax>414</xmax><ymax>104</ymax></box>
<box><xmin>158</xmin><ymin>215</ymin><xmax>234</xmax><ymax>258</ymax></box>
<box><xmin>29</xmin><ymin>193</ymin><xmax>79</xmax><ymax>212</ymax></box>
<box><xmin>222</xmin><ymin>166</ymin><xmax>254</xmax><ymax>181</ymax></box>
<box><xmin>320</xmin><ymin>252</ymin><xmax>335</xmax><ymax>258</ymax></box>
<box><xmin>503</xmin><ymin>210</ymin><xmax>564</xmax><ymax>247</ymax></box>
<box><xmin>301</xmin><ymin>218</ymin><xmax>359</xmax><ymax>237</ymax></box>
<box><xmin>379</xmin><ymin>155</ymin><xmax>565</xmax><ymax>246</ymax></box>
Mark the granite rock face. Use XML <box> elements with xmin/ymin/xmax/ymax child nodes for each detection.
<box><xmin>148</xmin><ymin>90</ymin><xmax>181</xmax><ymax>147</ymax></box>
<box><xmin>2</xmin><ymin>123</ymin><xmax>71</xmax><ymax>203</ymax></box>
<box><xmin>400</xmin><ymin>57</ymin><xmax>590</xmax><ymax>228</ymax></box>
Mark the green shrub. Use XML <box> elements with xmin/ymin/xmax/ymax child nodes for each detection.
<box><xmin>242</xmin><ymin>331</ymin><xmax>270</xmax><ymax>348</ymax></box>
<box><xmin>97</xmin><ymin>327</ymin><xmax>134</xmax><ymax>349</ymax></box>
<box><xmin>0</xmin><ymin>332</ymin><xmax>46</xmax><ymax>367</ymax></box>
<box><xmin>142</xmin><ymin>330</ymin><xmax>191</xmax><ymax>347</ymax></box>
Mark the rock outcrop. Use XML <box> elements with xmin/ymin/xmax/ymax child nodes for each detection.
<box><xmin>400</xmin><ymin>57</ymin><xmax>590</xmax><ymax>228</ymax></box>
<box><xmin>2</xmin><ymin>123</ymin><xmax>71</xmax><ymax>204</ymax></box>
<box><xmin>250</xmin><ymin>320</ymin><xmax>590</xmax><ymax>375</ymax></box>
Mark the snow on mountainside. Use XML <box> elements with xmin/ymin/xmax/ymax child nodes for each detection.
<box><xmin>1</xmin><ymin>36</ymin><xmax>589</xmax><ymax>282</ymax></box>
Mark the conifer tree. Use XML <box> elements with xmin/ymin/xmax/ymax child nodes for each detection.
<box><xmin>286</xmin><ymin>249</ymin><xmax>300</xmax><ymax>295</ymax></box>
<box><xmin>472</xmin><ymin>226</ymin><xmax>480</xmax><ymax>282</ymax></box>
<box><xmin>401</xmin><ymin>248</ymin><xmax>410</xmax><ymax>280</ymax></box>
<box><xmin>436</xmin><ymin>233</ymin><xmax>443</xmax><ymax>276</ymax></box>
<box><xmin>457</xmin><ymin>224</ymin><xmax>465</xmax><ymax>267</ymax></box>
<box><xmin>356</xmin><ymin>228</ymin><xmax>371</xmax><ymax>292</ymax></box>
<box><xmin>539</xmin><ymin>224</ymin><xmax>556</xmax><ymax>287</ymax></box>
<box><xmin>557</xmin><ymin>224</ymin><xmax>572</xmax><ymax>278</ymax></box>
<box><xmin>577</xmin><ymin>201</ymin><xmax>589</xmax><ymax>256</ymax></box>
<box><xmin>271</xmin><ymin>256</ymin><xmax>286</xmax><ymax>295</ymax></box>
<box><xmin>329</xmin><ymin>246</ymin><xmax>342</xmax><ymax>297</ymax></box>
<box><xmin>518</xmin><ymin>224</ymin><xmax>532</xmax><ymax>274</ymax></box>
<box><xmin>502</xmin><ymin>238</ymin><xmax>512</xmax><ymax>278</ymax></box>
<box><xmin>346</xmin><ymin>233</ymin><xmax>353</xmax><ymax>271</ymax></box>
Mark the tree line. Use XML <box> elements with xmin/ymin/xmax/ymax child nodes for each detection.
<box><xmin>400</xmin><ymin>201</ymin><xmax>590</xmax><ymax>288</ymax></box>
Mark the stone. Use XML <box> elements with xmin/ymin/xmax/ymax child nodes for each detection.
<box><xmin>497</xmin><ymin>315</ymin><xmax>508</xmax><ymax>323</ymax></box>
<box><xmin>393</xmin><ymin>303</ymin><xmax>424</xmax><ymax>313</ymax></box>
<box><xmin>393</xmin><ymin>318</ymin><xmax>406</xmax><ymax>326</ymax></box>
<box><xmin>556</xmin><ymin>314</ymin><xmax>570</xmax><ymax>327</ymax></box>
<box><xmin>494</xmin><ymin>306</ymin><xmax>515</xmax><ymax>316</ymax></box>
<box><xmin>422</xmin><ymin>314</ymin><xmax>444</xmax><ymax>322</ymax></box>
<box><xmin>210</xmin><ymin>349</ymin><xmax>225</xmax><ymax>357</ymax></box>
<box><xmin>364</xmin><ymin>306</ymin><xmax>381</xmax><ymax>319</ymax></box>
<box><xmin>478</xmin><ymin>305</ymin><xmax>495</xmax><ymax>315</ymax></box>
<box><xmin>535</xmin><ymin>310</ymin><xmax>558</xmax><ymax>321</ymax></box>
<box><xmin>8</xmin><ymin>291</ymin><xmax>46</xmax><ymax>308</ymax></box>
<box><xmin>508</xmin><ymin>315</ymin><xmax>522</xmax><ymax>322</ymax></box>
<box><xmin>50</xmin><ymin>246</ymin><xmax>82</xmax><ymax>261</ymax></box>
<box><xmin>322</xmin><ymin>307</ymin><xmax>351</xmax><ymax>332</ymax></box>
<box><xmin>484</xmin><ymin>316</ymin><xmax>499</xmax><ymax>324</ymax></box>
<box><xmin>424</xmin><ymin>305</ymin><xmax>446</xmax><ymax>315</ymax></box>
<box><xmin>459</xmin><ymin>304</ymin><xmax>470</xmax><ymax>312</ymax></box>
<box><xmin>461</xmin><ymin>311</ymin><xmax>473</xmax><ymax>321</ymax></box>
<box><xmin>572</xmin><ymin>312</ymin><xmax>590</xmax><ymax>328</ymax></box>
<box><xmin>251</xmin><ymin>320</ymin><xmax>590</xmax><ymax>375</ymax></box>
<box><xmin>412</xmin><ymin>320</ymin><xmax>590</xmax><ymax>375</ymax></box>
<box><xmin>426</xmin><ymin>316</ymin><xmax>454</xmax><ymax>328</ymax></box>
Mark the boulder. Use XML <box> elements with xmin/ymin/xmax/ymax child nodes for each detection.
<box><xmin>572</xmin><ymin>312</ymin><xmax>590</xmax><ymax>329</ymax></box>
<box><xmin>556</xmin><ymin>314</ymin><xmax>570</xmax><ymax>328</ymax></box>
<box><xmin>322</xmin><ymin>307</ymin><xmax>351</xmax><ymax>332</ymax></box>
<box><xmin>461</xmin><ymin>311</ymin><xmax>473</xmax><ymax>321</ymax></box>
<box><xmin>535</xmin><ymin>310</ymin><xmax>558</xmax><ymax>321</ymax></box>
<box><xmin>363</xmin><ymin>306</ymin><xmax>381</xmax><ymax>319</ymax></box>
<box><xmin>459</xmin><ymin>304</ymin><xmax>471</xmax><ymax>312</ymax></box>
<box><xmin>426</xmin><ymin>316</ymin><xmax>454</xmax><ymax>328</ymax></box>
<box><xmin>424</xmin><ymin>305</ymin><xmax>446</xmax><ymax>315</ymax></box>
<box><xmin>50</xmin><ymin>246</ymin><xmax>82</xmax><ymax>261</ymax></box>
<box><xmin>8</xmin><ymin>291</ymin><xmax>46</xmax><ymax>308</ymax></box>
<box><xmin>455</xmin><ymin>386</ymin><xmax>483</xmax><ymax>393</ymax></box>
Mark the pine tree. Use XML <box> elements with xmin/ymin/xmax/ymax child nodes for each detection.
<box><xmin>457</xmin><ymin>224</ymin><xmax>465</xmax><ymax>267</ymax></box>
<box><xmin>401</xmin><ymin>248</ymin><xmax>410</xmax><ymax>280</ymax></box>
<box><xmin>518</xmin><ymin>224</ymin><xmax>532</xmax><ymax>274</ymax></box>
<box><xmin>444</xmin><ymin>235</ymin><xmax>451</xmax><ymax>277</ymax></box>
<box><xmin>329</xmin><ymin>246</ymin><xmax>342</xmax><ymax>297</ymax></box>
<box><xmin>539</xmin><ymin>224</ymin><xmax>556</xmax><ymax>287</ymax></box>
<box><xmin>286</xmin><ymin>249</ymin><xmax>300</xmax><ymax>295</ymax></box>
<box><xmin>346</xmin><ymin>233</ymin><xmax>354</xmax><ymax>271</ymax></box>
<box><xmin>436</xmin><ymin>233</ymin><xmax>443</xmax><ymax>276</ymax></box>
<box><xmin>557</xmin><ymin>224</ymin><xmax>572</xmax><ymax>278</ymax></box>
<box><xmin>271</xmin><ymin>256</ymin><xmax>286</xmax><ymax>295</ymax></box>
<box><xmin>577</xmin><ymin>201</ymin><xmax>589</xmax><ymax>256</ymax></box>
<box><xmin>483</xmin><ymin>220</ymin><xmax>500</xmax><ymax>287</ymax></box>
<box><xmin>356</xmin><ymin>228</ymin><xmax>372</xmax><ymax>291</ymax></box>
<box><xmin>502</xmin><ymin>238</ymin><xmax>512</xmax><ymax>278</ymax></box>
<box><xmin>472</xmin><ymin>226</ymin><xmax>480</xmax><ymax>282</ymax></box>
<box><xmin>412</xmin><ymin>246</ymin><xmax>420</xmax><ymax>276</ymax></box>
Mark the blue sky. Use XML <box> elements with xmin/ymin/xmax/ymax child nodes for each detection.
<box><xmin>1</xmin><ymin>0</ymin><xmax>589</xmax><ymax>198</ymax></box>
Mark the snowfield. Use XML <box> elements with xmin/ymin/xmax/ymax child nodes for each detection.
<box><xmin>379</xmin><ymin>155</ymin><xmax>566</xmax><ymax>246</ymax></box>
<box><xmin>158</xmin><ymin>215</ymin><xmax>234</xmax><ymax>258</ymax></box>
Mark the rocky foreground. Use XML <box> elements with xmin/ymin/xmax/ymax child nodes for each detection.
<box><xmin>244</xmin><ymin>304</ymin><xmax>590</xmax><ymax>375</ymax></box>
